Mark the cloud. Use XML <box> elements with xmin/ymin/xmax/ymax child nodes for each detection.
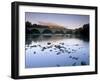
<box><xmin>38</xmin><ymin>21</ymin><xmax>64</xmax><ymax>28</ymax></box>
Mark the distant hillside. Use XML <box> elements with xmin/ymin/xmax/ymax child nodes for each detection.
<box><xmin>26</xmin><ymin>21</ymin><xmax>67</xmax><ymax>29</ymax></box>
<box><xmin>38</xmin><ymin>21</ymin><xmax>65</xmax><ymax>29</ymax></box>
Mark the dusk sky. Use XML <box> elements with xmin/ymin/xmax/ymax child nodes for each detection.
<box><xmin>25</xmin><ymin>12</ymin><xmax>89</xmax><ymax>29</ymax></box>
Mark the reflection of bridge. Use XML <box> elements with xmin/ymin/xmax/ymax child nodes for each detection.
<box><xmin>27</xmin><ymin>27</ymin><xmax>71</xmax><ymax>34</ymax></box>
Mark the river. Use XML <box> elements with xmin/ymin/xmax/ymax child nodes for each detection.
<box><xmin>25</xmin><ymin>34</ymin><xmax>89</xmax><ymax>68</ymax></box>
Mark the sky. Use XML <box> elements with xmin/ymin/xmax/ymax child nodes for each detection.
<box><xmin>25</xmin><ymin>12</ymin><xmax>89</xmax><ymax>29</ymax></box>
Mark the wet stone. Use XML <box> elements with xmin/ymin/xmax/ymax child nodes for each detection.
<box><xmin>59</xmin><ymin>49</ymin><xmax>64</xmax><ymax>53</ymax></box>
<box><xmin>56</xmin><ymin>52</ymin><xmax>61</xmax><ymax>55</ymax></box>
<box><xmin>68</xmin><ymin>48</ymin><xmax>70</xmax><ymax>49</ymax></box>
<box><xmin>65</xmin><ymin>50</ymin><xmax>68</xmax><ymax>52</ymax></box>
<box><xmin>30</xmin><ymin>45</ymin><xmax>37</xmax><ymax>47</ymax></box>
<box><xmin>60</xmin><ymin>43</ymin><xmax>64</xmax><ymax>45</ymax></box>
<box><xmin>56</xmin><ymin>64</ymin><xmax>60</xmax><ymax>67</ymax></box>
<box><xmin>50</xmin><ymin>50</ymin><xmax>52</xmax><ymax>51</ymax></box>
<box><xmin>33</xmin><ymin>51</ymin><xmax>36</xmax><ymax>54</ymax></box>
<box><xmin>55</xmin><ymin>45</ymin><xmax>61</xmax><ymax>49</ymax></box>
<box><xmin>74</xmin><ymin>44</ymin><xmax>79</xmax><ymax>46</ymax></box>
<box><xmin>72</xmin><ymin>49</ymin><xmax>76</xmax><ymax>52</ymax></box>
<box><xmin>69</xmin><ymin>56</ymin><xmax>72</xmax><ymax>58</ymax></box>
<box><xmin>41</xmin><ymin>47</ymin><xmax>46</xmax><ymax>51</ymax></box>
<box><xmin>47</xmin><ymin>42</ymin><xmax>51</xmax><ymax>45</ymax></box>
<box><xmin>72</xmin><ymin>57</ymin><xmax>78</xmax><ymax>60</ymax></box>
<box><xmin>54</xmin><ymin>48</ymin><xmax>57</xmax><ymax>50</ymax></box>
<box><xmin>47</xmin><ymin>46</ymin><xmax>52</xmax><ymax>48</ymax></box>
<box><xmin>67</xmin><ymin>51</ymin><xmax>71</xmax><ymax>54</ymax></box>
<box><xmin>81</xmin><ymin>61</ymin><xmax>87</xmax><ymax>65</ymax></box>
<box><xmin>38</xmin><ymin>45</ymin><xmax>41</xmax><ymax>47</ymax></box>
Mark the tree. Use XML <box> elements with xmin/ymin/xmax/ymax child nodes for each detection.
<box><xmin>25</xmin><ymin>21</ymin><xmax>32</xmax><ymax>34</ymax></box>
<box><xmin>82</xmin><ymin>24</ymin><xmax>89</xmax><ymax>37</ymax></box>
<box><xmin>74</xmin><ymin>24</ymin><xmax>89</xmax><ymax>39</ymax></box>
<box><xmin>26</xmin><ymin>21</ymin><xmax>32</xmax><ymax>27</ymax></box>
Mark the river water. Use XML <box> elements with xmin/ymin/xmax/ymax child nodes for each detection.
<box><xmin>25</xmin><ymin>34</ymin><xmax>89</xmax><ymax>68</ymax></box>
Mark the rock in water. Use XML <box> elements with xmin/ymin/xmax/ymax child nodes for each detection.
<box><xmin>75</xmin><ymin>44</ymin><xmax>79</xmax><ymax>46</ymax></box>
<box><xmin>81</xmin><ymin>61</ymin><xmax>86</xmax><ymax>65</ymax></box>
<box><xmin>41</xmin><ymin>47</ymin><xmax>46</xmax><ymax>51</ymax></box>
<box><xmin>50</xmin><ymin>50</ymin><xmax>52</xmax><ymax>51</ymax></box>
<box><xmin>30</xmin><ymin>45</ymin><xmax>37</xmax><ymax>47</ymax></box>
<box><xmin>72</xmin><ymin>57</ymin><xmax>78</xmax><ymax>60</ymax></box>
<box><xmin>56</xmin><ymin>64</ymin><xmax>60</xmax><ymax>67</ymax></box>
<box><xmin>69</xmin><ymin>56</ymin><xmax>72</xmax><ymax>58</ymax></box>
<box><xmin>56</xmin><ymin>52</ymin><xmax>61</xmax><ymax>55</ymax></box>
<box><xmin>47</xmin><ymin>42</ymin><xmax>51</xmax><ymax>45</ymax></box>
<box><xmin>33</xmin><ymin>51</ymin><xmax>36</xmax><ymax>54</ymax></box>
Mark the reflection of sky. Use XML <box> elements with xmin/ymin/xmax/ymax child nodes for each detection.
<box><xmin>25</xmin><ymin>35</ymin><xmax>89</xmax><ymax>68</ymax></box>
<box><xmin>25</xmin><ymin>12</ymin><xmax>89</xmax><ymax>29</ymax></box>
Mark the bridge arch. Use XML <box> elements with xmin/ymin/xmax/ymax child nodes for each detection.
<box><xmin>30</xmin><ymin>29</ymin><xmax>40</xmax><ymax>34</ymax></box>
<box><xmin>42</xmin><ymin>29</ymin><xmax>53</xmax><ymax>34</ymax></box>
<box><xmin>55</xmin><ymin>30</ymin><xmax>64</xmax><ymax>34</ymax></box>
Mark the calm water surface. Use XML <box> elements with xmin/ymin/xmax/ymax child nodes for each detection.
<box><xmin>25</xmin><ymin>34</ymin><xmax>89</xmax><ymax>68</ymax></box>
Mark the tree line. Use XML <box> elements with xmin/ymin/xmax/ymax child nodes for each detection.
<box><xmin>25</xmin><ymin>21</ymin><xmax>89</xmax><ymax>38</ymax></box>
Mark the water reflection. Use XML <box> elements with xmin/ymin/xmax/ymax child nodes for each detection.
<box><xmin>25</xmin><ymin>34</ymin><xmax>89</xmax><ymax>68</ymax></box>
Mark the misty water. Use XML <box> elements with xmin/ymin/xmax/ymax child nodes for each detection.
<box><xmin>25</xmin><ymin>34</ymin><xmax>89</xmax><ymax>68</ymax></box>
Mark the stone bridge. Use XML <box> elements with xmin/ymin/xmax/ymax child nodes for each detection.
<box><xmin>27</xmin><ymin>27</ymin><xmax>71</xmax><ymax>34</ymax></box>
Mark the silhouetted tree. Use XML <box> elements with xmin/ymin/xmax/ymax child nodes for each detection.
<box><xmin>82</xmin><ymin>24</ymin><xmax>89</xmax><ymax>37</ymax></box>
<box><xmin>25</xmin><ymin>21</ymin><xmax>32</xmax><ymax>34</ymax></box>
<box><xmin>74</xmin><ymin>24</ymin><xmax>89</xmax><ymax>41</ymax></box>
<box><xmin>26</xmin><ymin>21</ymin><xmax>32</xmax><ymax>27</ymax></box>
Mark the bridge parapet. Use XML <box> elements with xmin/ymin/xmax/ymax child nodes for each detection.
<box><xmin>27</xmin><ymin>27</ymin><xmax>69</xmax><ymax>34</ymax></box>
